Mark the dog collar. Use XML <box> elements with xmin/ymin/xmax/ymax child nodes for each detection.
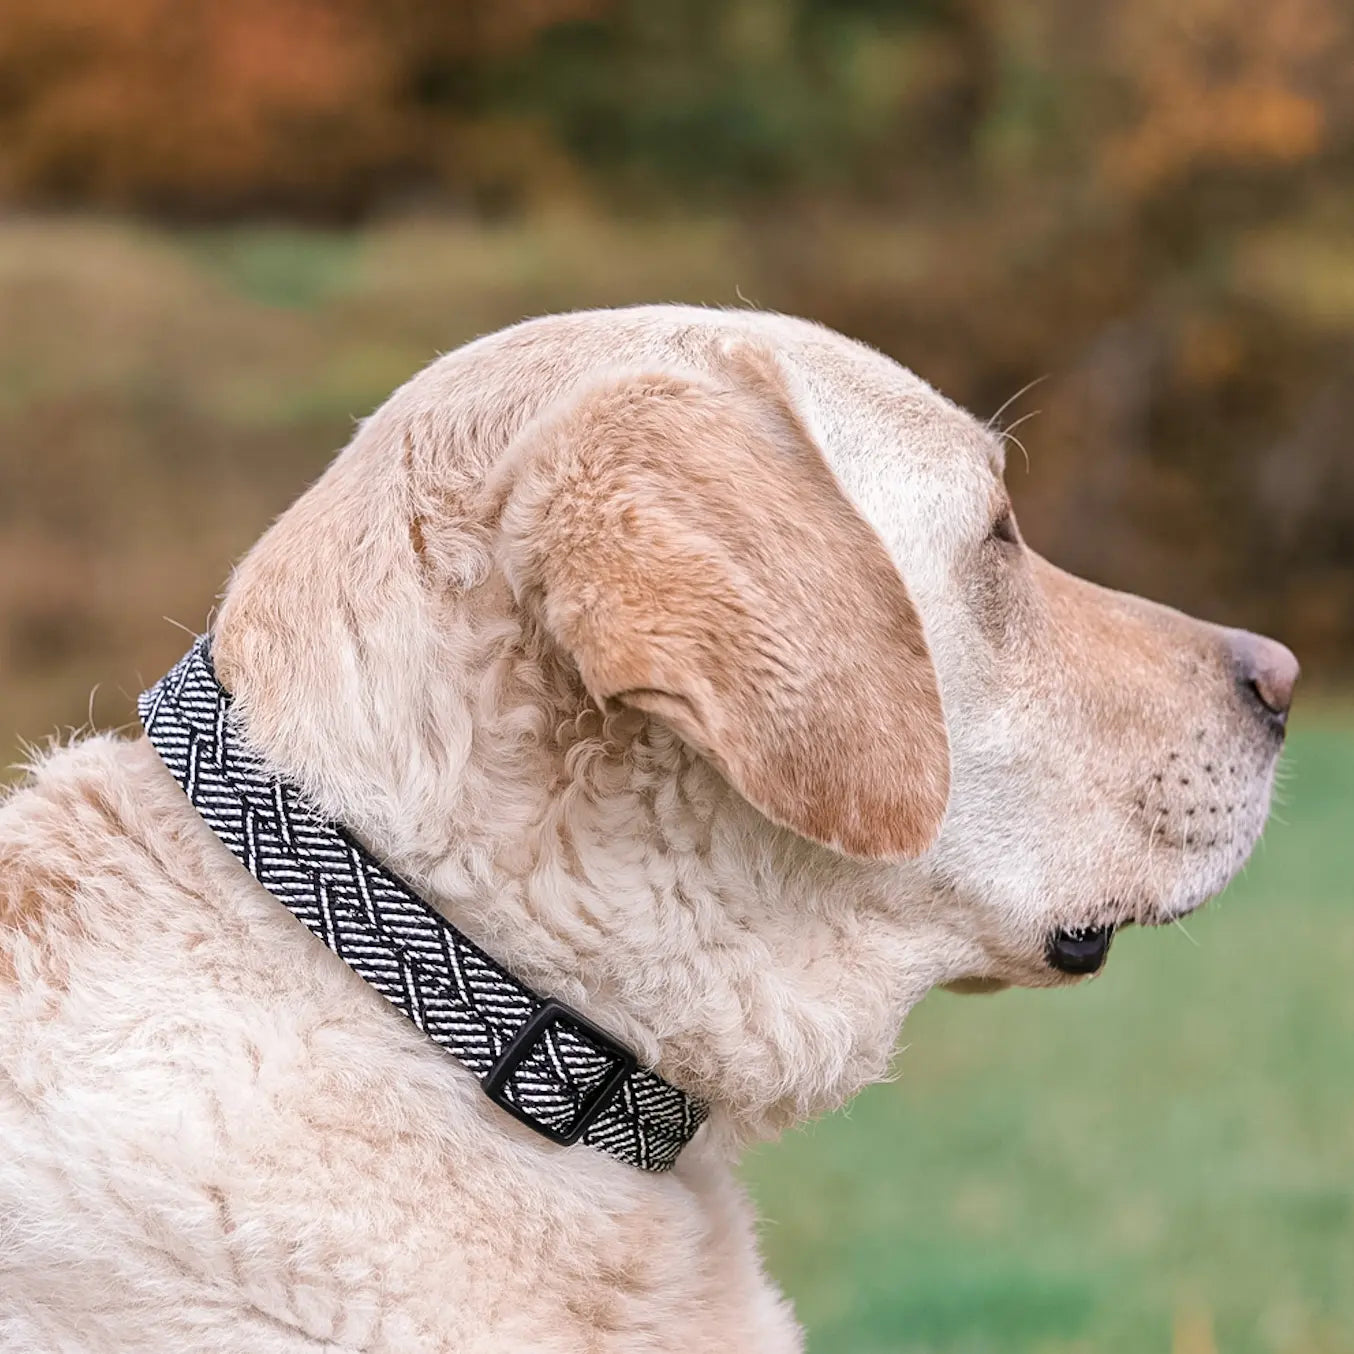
<box><xmin>139</xmin><ymin>636</ymin><xmax>707</xmax><ymax>1172</ymax></box>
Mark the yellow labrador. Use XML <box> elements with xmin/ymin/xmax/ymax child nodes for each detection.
<box><xmin>0</xmin><ymin>308</ymin><xmax>1296</xmax><ymax>1352</ymax></box>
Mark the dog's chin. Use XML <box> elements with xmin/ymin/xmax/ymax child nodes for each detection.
<box><xmin>942</xmin><ymin>976</ymin><xmax>1012</xmax><ymax>995</ymax></box>
<box><xmin>937</xmin><ymin>807</ymin><xmax>1274</xmax><ymax>999</ymax></box>
<box><xmin>952</xmin><ymin>892</ymin><xmax>1228</xmax><ymax>996</ymax></box>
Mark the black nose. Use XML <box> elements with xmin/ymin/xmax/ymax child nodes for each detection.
<box><xmin>1226</xmin><ymin>629</ymin><xmax>1299</xmax><ymax>730</ymax></box>
<box><xmin>1046</xmin><ymin>925</ymin><xmax>1115</xmax><ymax>975</ymax></box>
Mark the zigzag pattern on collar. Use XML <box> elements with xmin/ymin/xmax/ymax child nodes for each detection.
<box><xmin>139</xmin><ymin>637</ymin><xmax>707</xmax><ymax>1172</ymax></box>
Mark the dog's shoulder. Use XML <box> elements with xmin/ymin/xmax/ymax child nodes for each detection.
<box><xmin>0</xmin><ymin>735</ymin><xmax>145</xmax><ymax>982</ymax></box>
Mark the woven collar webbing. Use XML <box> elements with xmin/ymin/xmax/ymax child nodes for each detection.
<box><xmin>139</xmin><ymin>637</ymin><xmax>706</xmax><ymax>1171</ymax></box>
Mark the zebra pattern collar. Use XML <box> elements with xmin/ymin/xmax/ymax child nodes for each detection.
<box><xmin>139</xmin><ymin>637</ymin><xmax>707</xmax><ymax>1172</ymax></box>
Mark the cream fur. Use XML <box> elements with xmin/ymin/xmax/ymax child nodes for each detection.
<box><xmin>0</xmin><ymin>306</ymin><xmax>1293</xmax><ymax>1352</ymax></box>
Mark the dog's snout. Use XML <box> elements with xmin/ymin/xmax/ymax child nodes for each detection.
<box><xmin>1227</xmin><ymin>629</ymin><xmax>1299</xmax><ymax>728</ymax></box>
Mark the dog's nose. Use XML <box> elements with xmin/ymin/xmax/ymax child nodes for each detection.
<box><xmin>1228</xmin><ymin>629</ymin><xmax>1299</xmax><ymax>727</ymax></box>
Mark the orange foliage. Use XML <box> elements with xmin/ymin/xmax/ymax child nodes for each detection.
<box><xmin>0</xmin><ymin>0</ymin><xmax>609</xmax><ymax>213</ymax></box>
<box><xmin>0</xmin><ymin>0</ymin><xmax>1350</xmax><ymax>214</ymax></box>
<box><xmin>1104</xmin><ymin>0</ymin><xmax>1344</xmax><ymax>192</ymax></box>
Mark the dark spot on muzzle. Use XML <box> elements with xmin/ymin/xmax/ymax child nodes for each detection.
<box><xmin>1046</xmin><ymin>924</ymin><xmax>1115</xmax><ymax>975</ymax></box>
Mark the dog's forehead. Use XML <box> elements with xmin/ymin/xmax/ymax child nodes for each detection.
<box><xmin>455</xmin><ymin>306</ymin><xmax>1004</xmax><ymax>561</ymax></box>
<box><xmin>768</xmin><ymin>325</ymin><xmax>1005</xmax><ymax>579</ymax></box>
<box><xmin>776</xmin><ymin>329</ymin><xmax>1003</xmax><ymax>478</ymax></box>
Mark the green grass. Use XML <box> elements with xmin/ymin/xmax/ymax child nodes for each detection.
<box><xmin>745</xmin><ymin>711</ymin><xmax>1354</xmax><ymax>1354</ymax></box>
<box><xmin>180</xmin><ymin>226</ymin><xmax>366</xmax><ymax>311</ymax></box>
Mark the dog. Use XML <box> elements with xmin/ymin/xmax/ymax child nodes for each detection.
<box><xmin>0</xmin><ymin>307</ymin><xmax>1296</xmax><ymax>1352</ymax></box>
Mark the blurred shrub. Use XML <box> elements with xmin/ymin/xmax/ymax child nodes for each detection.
<box><xmin>0</xmin><ymin>0</ymin><xmax>607</xmax><ymax>216</ymax></box>
<box><xmin>1</xmin><ymin>0</ymin><xmax>1353</xmax><ymax>689</ymax></box>
<box><xmin>4</xmin><ymin>0</ymin><xmax>1348</xmax><ymax>216</ymax></box>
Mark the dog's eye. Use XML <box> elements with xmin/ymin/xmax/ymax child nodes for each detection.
<box><xmin>988</xmin><ymin>508</ymin><xmax>1019</xmax><ymax>546</ymax></box>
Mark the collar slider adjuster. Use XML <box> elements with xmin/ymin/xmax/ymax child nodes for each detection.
<box><xmin>483</xmin><ymin>999</ymin><xmax>639</xmax><ymax>1146</ymax></box>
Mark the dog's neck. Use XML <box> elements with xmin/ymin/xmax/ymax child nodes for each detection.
<box><xmin>210</xmin><ymin>446</ymin><xmax>965</xmax><ymax>1152</ymax></box>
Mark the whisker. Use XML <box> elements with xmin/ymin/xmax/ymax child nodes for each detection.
<box><xmin>1000</xmin><ymin>429</ymin><xmax>1032</xmax><ymax>474</ymax></box>
<box><xmin>986</xmin><ymin>374</ymin><xmax>1050</xmax><ymax>430</ymax></box>
<box><xmin>999</xmin><ymin>408</ymin><xmax>1043</xmax><ymax>440</ymax></box>
<box><xmin>1171</xmin><ymin>914</ymin><xmax>1201</xmax><ymax>948</ymax></box>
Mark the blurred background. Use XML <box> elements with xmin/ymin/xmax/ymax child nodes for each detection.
<box><xmin>0</xmin><ymin>2</ymin><xmax>1350</xmax><ymax>1350</ymax></box>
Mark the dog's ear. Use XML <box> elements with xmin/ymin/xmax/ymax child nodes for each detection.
<box><xmin>490</xmin><ymin>344</ymin><xmax>949</xmax><ymax>859</ymax></box>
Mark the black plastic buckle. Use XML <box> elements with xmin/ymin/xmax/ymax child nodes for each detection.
<box><xmin>481</xmin><ymin>999</ymin><xmax>638</xmax><ymax>1146</ymax></box>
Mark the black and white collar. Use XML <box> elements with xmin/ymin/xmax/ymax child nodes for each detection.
<box><xmin>140</xmin><ymin>637</ymin><xmax>707</xmax><ymax>1172</ymax></box>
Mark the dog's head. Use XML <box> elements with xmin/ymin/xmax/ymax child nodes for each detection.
<box><xmin>213</xmin><ymin>307</ymin><xmax>1294</xmax><ymax>1126</ymax></box>
<box><xmin>486</xmin><ymin>320</ymin><xmax>1292</xmax><ymax>985</ymax></box>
